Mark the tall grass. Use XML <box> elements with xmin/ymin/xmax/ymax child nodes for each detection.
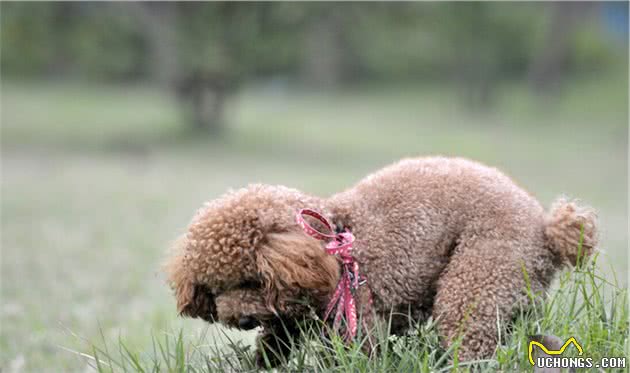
<box><xmin>75</xmin><ymin>254</ymin><xmax>628</xmax><ymax>372</ymax></box>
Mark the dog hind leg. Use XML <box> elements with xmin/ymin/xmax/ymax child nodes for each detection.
<box><xmin>432</xmin><ymin>239</ymin><xmax>531</xmax><ymax>361</ymax></box>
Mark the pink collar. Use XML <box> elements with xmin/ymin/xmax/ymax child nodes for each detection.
<box><xmin>296</xmin><ymin>208</ymin><xmax>370</xmax><ymax>341</ymax></box>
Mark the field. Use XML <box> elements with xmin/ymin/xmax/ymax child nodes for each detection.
<box><xmin>1</xmin><ymin>76</ymin><xmax>627</xmax><ymax>372</ymax></box>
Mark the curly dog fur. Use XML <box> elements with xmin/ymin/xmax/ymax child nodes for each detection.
<box><xmin>165</xmin><ymin>157</ymin><xmax>597</xmax><ymax>367</ymax></box>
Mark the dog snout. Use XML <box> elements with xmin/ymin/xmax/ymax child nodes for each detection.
<box><xmin>238</xmin><ymin>316</ymin><xmax>260</xmax><ymax>330</ymax></box>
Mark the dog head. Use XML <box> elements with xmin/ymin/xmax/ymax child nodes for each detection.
<box><xmin>164</xmin><ymin>184</ymin><xmax>340</xmax><ymax>330</ymax></box>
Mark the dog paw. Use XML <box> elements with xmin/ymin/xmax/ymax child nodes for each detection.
<box><xmin>254</xmin><ymin>348</ymin><xmax>283</xmax><ymax>370</ymax></box>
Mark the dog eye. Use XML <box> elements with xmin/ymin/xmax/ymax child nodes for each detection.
<box><xmin>238</xmin><ymin>280</ymin><xmax>260</xmax><ymax>290</ymax></box>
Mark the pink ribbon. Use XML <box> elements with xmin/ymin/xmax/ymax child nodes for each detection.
<box><xmin>296</xmin><ymin>208</ymin><xmax>369</xmax><ymax>341</ymax></box>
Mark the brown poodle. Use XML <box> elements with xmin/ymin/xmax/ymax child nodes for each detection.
<box><xmin>165</xmin><ymin>157</ymin><xmax>597</xmax><ymax>367</ymax></box>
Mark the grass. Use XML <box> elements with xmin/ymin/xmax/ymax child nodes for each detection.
<box><xmin>76</xmin><ymin>255</ymin><xmax>629</xmax><ymax>372</ymax></box>
<box><xmin>1</xmin><ymin>74</ymin><xmax>627</xmax><ymax>371</ymax></box>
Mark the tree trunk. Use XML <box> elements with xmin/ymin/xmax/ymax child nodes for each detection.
<box><xmin>128</xmin><ymin>2</ymin><xmax>180</xmax><ymax>86</ymax></box>
<box><xmin>301</xmin><ymin>11</ymin><xmax>347</xmax><ymax>88</ymax></box>
<box><xmin>130</xmin><ymin>3</ymin><xmax>230</xmax><ymax>134</ymax></box>
<box><xmin>192</xmin><ymin>85</ymin><xmax>225</xmax><ymax>134</ymax></box>
<box><xmin>529</xmin><ymin>2</ymin><xmax>592</xmax><ymax>93</ymax></box>
<box><xmin>177</xmin><ymin>71</ymin><xmax>231</xmax><ymax>134</ymax></box>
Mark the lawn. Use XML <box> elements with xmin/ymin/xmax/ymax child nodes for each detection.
<box><xmin>1</xmin><ymin>75</ymin><xmax>627</xmax><ymax>371</ymax></box>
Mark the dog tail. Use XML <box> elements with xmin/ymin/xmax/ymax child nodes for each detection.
<box><xmin>544</xmin><ymin>197</ymin><xmax>598</xmax><ymax>266</ymax></box>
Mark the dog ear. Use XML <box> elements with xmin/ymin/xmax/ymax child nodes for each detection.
<box><xmin>256</xmin><ymin>232</ymin><xmax>339</xmax><ymax>312</ymax></box>
<box><xmin>164</xmin><ymin>236</ymin><xmax>217</xmax><ymax>321</ymax></box>
<box><xmin>174</xmin><ymin>280</ymin><xmax>195</xmax><ymax>315</ymax></box>
<box><xmin>168</xmin><ymin>264</ymin><xmax>218</xmax><ymax>321</ymax></box>
<box><xmin>178</xmin><ymin>283</ymin><xmax>217</xmax><ymax>321</ymax></box>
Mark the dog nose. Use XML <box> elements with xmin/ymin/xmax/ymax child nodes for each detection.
<box><xmin>238</xmin><ymin>316</ymin><xmax>259</xmax><ymax>330</ymax></box>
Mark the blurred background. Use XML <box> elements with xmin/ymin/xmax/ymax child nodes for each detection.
<box><xmin>1</xmin><ymin>2</ymin><xmax>627</xmax><ymax>371</ymax></box>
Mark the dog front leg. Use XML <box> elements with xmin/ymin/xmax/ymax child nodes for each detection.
<box><xmin>255</xmin><ymin>318</ymin><xmax>300</xmax><ymax>369</ymax></box>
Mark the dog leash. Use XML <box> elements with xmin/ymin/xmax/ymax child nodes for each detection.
<box><xmin>296</xmin><ymin>208</ymin><xmax>371</xmax><ymax>342</ymax></box>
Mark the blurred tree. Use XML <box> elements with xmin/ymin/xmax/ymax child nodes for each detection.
<box><xmin>438</xmin><ymin>3</ymin><xmax>541</xmax><ymax>107</ymax></box>
<box><xmin>127</xmin><ymin>2</ymin><xmax>179</xmax><ymax>86</ymax></box>
<box><xmin>1</xmin><ymin>2</ymin><xmax>147</xmax><ymax>79</ymax></box>
<box><xmin>1</xmin><ymin>3</ymin><xmax>59</xmax><ymax>75</ymax></box>
<box><xmin>299</xmin><ymin>4</ymin><xmax>355</xmax><ymax>88</ymax></box>
<box><xmin>1</xmin><ymin>2</ymin><xmax>622</xmax><ymax>127</ymax></box>
<box><xmin>529</xmin><ymin>2</ymin><xmax>595</xmax><ymax>93</ymax></box>
<box><xmin>129</xmin><ymin>2</ymin><xmax>235</xmax><ymax>133</ymax></box>
<box><xmin>131</xmin><ymin>3</ymin><xmax>302</xmax><ymax>133</ymax></box>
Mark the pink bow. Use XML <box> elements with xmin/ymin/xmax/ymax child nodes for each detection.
<box><xmin>296</xmin><ymin>208</ymin><xmax>368</xmax><ymax>341</ymax></box>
